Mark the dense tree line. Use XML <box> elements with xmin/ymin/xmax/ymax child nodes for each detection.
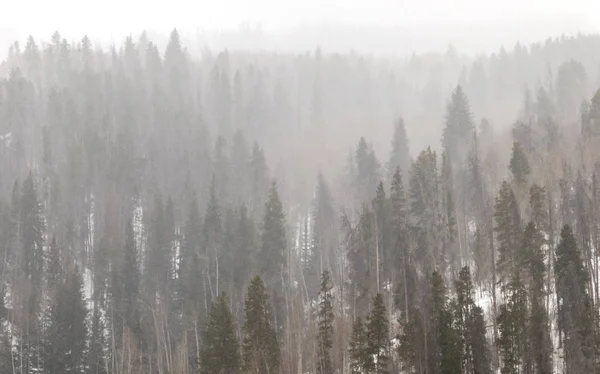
<box><xmin>1</xmin><ymin>30</ymin><xmax>600</xmax><ymax>373</ymax></box>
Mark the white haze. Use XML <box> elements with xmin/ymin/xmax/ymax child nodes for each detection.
<box><xmin>1</xmin><ymin>0</ymin><xmax>600</xmax><ymax>56</ymax></box>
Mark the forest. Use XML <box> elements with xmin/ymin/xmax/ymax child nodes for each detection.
<box><xmin>1</xmin><ymin>29</ymin><xmax>600</xmax><ymax>373</ymax></box>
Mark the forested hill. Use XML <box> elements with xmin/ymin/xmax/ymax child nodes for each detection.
<box><xmin>1</xmin><ymin>30</ymin><xmax>600</xmax><ymax>373</ymax></box>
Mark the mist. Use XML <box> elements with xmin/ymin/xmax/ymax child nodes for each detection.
<box><xmin>1</xmin><ymin>2</ymin><xmax>600</xmax><ymax>373</ymax></box>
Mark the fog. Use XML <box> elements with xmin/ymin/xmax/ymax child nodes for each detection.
<box><xmin>2</xmin><ymin>2</ymin><xmax>600</xmax><ymax>373</ymax></box>
<box><xmin>3</xmin><ymin>0</ymin><xmax>600</xmax><ymax>54</ymax></box>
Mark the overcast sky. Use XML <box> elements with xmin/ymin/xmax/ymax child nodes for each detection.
<box><xmin>2</xmin><ymin>0</ymin><xmax>600</xmax><ymax>55</ymax></box>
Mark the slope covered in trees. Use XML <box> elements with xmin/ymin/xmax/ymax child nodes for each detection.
<box><xmin>1</xmin><ymin>30</ymin><xmax>600</xmax><ymax>373</ymax></box>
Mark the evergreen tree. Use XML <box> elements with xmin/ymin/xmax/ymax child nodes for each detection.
<box><xmin>46</xmin><ymin>234</ymin><xmax>62</xmax><ymax>290</ymax></box>
<box><xmin>316</xmin><ymin>270</ymin><xmax>334</xmax><ymax>374</ymax></box>
<box><xmin>366</xmin><ymin>293</ymin><xmax>391</xmax><ymax>373</ymax></box>
<box><xmin>258</xmin><ymin>181</ymin><xmax>287</xmax><ymax>333</ymax></box>
<box><xmin>442</xmin><ymin>85</ymin><xmax>474</xmax><ymax>169</ymax></box>
<box><xmin>409</xmin><ymin>148</ymin><xmax>441</xmax><ymax>269</ymax></box>
<box><xmin>200</xmin><ymin>292</ymin><xmax>240</xmax><ymax>374</ymax></box>
<box><xmin>242</xmin><ymin>276</ymin><xmax>279</xmax><ymax>374</ymax></box>
<box><xmin>497</xmin><ymin>275</ymin><xmax>528</xmax><ymax>374</ymax></box>
<box><xmin>390</xmin><ymin>167</ymin><xmax>414</xmax><ymax>320</ymax></box>
<box><xmin>44</xmin><ymin>264</ymin><xmax>88</xmax><ymax>374</ymax></box>
<box><xmin>555</xmin><ymin>224</ymin><xmax>598</xmax><ymax>373</ymax></box>
<box><xmin>494</xmin><ymin>181</ymin><xmax>522</xmax><ymax>280</ymax></box>
<box><xmin>509</xmin><ymin>141</ymin><xmax>530</xmax><ymax>186</ymax></box>
<box><xmin>372</xmin><ymin>182</ymin><xmax>389</xmax><ymax>289</ymax></box>
<box><xmin>388</xmin><ymin>117</ymin><xmax>412</xmax><ymax>182</ymax></box>
<box><xmin>454</xmin><ymin>266</ymin><xmax>492</xmax><ymax>374</ymax></box>
<box><xmin>355</xmin><ymin>137</ymin><xmax>381</xmax><ymax>204</ymax></box>
<box><xmin>349</xmin><ymin>317</ymin><xmax>369</xmax><ymax>374</ymax></box>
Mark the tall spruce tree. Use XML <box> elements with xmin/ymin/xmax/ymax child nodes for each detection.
<box><xmin>44</xmin><ymin>264</ymin><xmax>88</xmax><ymax>374</ymax></box>
<box><xmin>316</xmin><ymin>270</ymin><xmax>334</xmax><ymax>374</ymax></box>
<box><xmin>259</xmin><ymin>181</ymin><xmax>287</xmax><ymax>333</ymax></box>
<box><xmin>388</xmin><ymin>117</ymin><xmax>412</xmax><ymax>182</ymax></box>
<box><xmin>454</xmin><ymin>266</ymin><xmax>491</xmax><ymax>374</ymax></box>
<box><xmin>497</xmin><ymin>274</ymin><xmax>528</xmax><ymax>374</ymax></box>
<box><xmin>555</xmin><ymin>224</ymin><xmax>598</xmax><ymax>373</ymax></box>
<box><xmin>242</xmin><ymin>276</ymin><xmax>279</xmax><ymax>374</ymax></box>
<box><xmin>200</xmin><ymin>292</ymin><xmax>240</xmax><ymax>374</ymax></box>
<box><xmin>442</xmin><ymin>85</ymin><xmax>474</xmax><ymax>170</ymax></box>
<box><xmin>509</xmin><ymin>142</ymin><xmax>530</xmax><ymax>187</ymax></box>
<box><xmin>494</xmin><ymin>181</ymin><xmax>522</xmax><ymax>281</ymax></box>
<box><xmin>349</xmin><ymin>317</ymin><xmax>369</xmax><ymax>374</ymax></box>
<box><xmin>366</xmin><ymin>293</ymin><xmax>391</xmax><ymax>373</ymax></box>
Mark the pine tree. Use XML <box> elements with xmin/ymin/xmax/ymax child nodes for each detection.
<box><xmin>521</xmin><ymin>221</ymin><xmax>552</xmax><ymax>374</ymax></box>
<box><xmin>372</xmin><ymin>182</ymin><xmax>389</xmax><ymax>289</ymax></box>
<box><xmin>316</xmin><ymin>270</ymin><xmax>334</xmax><ymax>374</ymax></box>
<box><xmin>258</xmin><ymin>181</ymin><xmax>287</xmax><ymax>333</ymax></box>
<box><xmin>46</xmin><ymin>234</ymin><xmax>62</xmax><ymax>290</ymax></box>
<box><xmin>555</xmin><ymin>224</ymin><xmax>598</xmax><ymax>373</ymax></box>
<box><xmin>430</xmin><ymin>271</ymin><xmax>462</xmax><ymax>374</ymax></box>
<box><xmin>388</xmin><ymin>117</ymin><xmax>412</xmax><ymax>182</ymax></box>
<box><xmin>242</xmin><ymin>276</ymin><xmax>279</xmax><ymax>374</ymax></box>
<box><xmin>497</xmin><ymin>274</ymin><xmax>528</xmax><ymax>374</ymax></box>
<box><xmin>44</xmin><ymin>264</ymin><xmax>88</xmax><ymax>374</ymax></box>
<box><xmin>355</xmin><ymin>137</ymin><xmax>381</xmax><ymax>204</ymax></box>
<box><xmin>366</xmin><ymin>293</ymin><xmax>391</xmax><ymax>373</ymax></box>
<box><xmin>442</xmin><ymin>85</ymin><xmax>474</xmax><ymax>169</ymax></box>
<box><xmin>349</xmin><ymin>317</ymin><xmax>369</xmax><ymax>374</ymax></box>
<box><xmin>509</xmin><ymin>141</ymin><xmax>530</xmax><ymax>186</ymax></box>
<box><xmin>409</xmin><ymin>148</ymin><xmax>441</xmax><ymax>269</ymax></box>
<box><xmin>200</xmin><ymin>292</ymin><xmax>240</xmax><ymax>374</ymax></box>
<box><xmin>494</xmin><ymin>181</ymin><xmax>522</xmax><ymax>281</ymax></box>
<box><xmin>454</xmin><ymin>266</ymin><xmax>492</xmax><ymax>374</ymax></box>
<box><xmin>390</xmin><ymin>167</ymin><xmax>414</xmax><ymax>320</ymax></box>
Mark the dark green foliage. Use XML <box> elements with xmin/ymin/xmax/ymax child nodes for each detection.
<box><xmin>494</xmin><ymin>181</ymin><xmax>522</xmax><ymax>280</ymax></box>
<box><xmin>390</xmin><ymin>167</ymin><xmax>415</xmax><ymax>319</ymax></box>
<box><xmin>242</xmin><ymin>276</ymin><xmax>279</xmax><ymax>374</ymax></box>
<box><xmin>259</xmin><ymin>181</ymin><xmax>287</xmax><ymax>333</ymax></box>
<box><xmin>44</xmin><ymin>264</ymin><xmax>88</xmax><ymax>374</ymax></box>
<box><xmin>454</xmin><ymin>267</ymin><xmax>492</xmax><ymax>374</ymax></box>
<box><xmin>110</xmin><ymin>220</ymin><xmax>140</xmax><ymax>342</ymax></box>
<box><xmin>179</xmin><ymin>195</ymin><xmax>204</xmax><ymax>319</ymax></box>
<box><xmin>345</xmin><ymin>204</ymin><xmax>376</xmax><ymax>314</ymax></box>
<box><xmin>316</xmin><ymin>270</ymin><xmax>334</xmax><ymax>374</ymax></box>
<box><xmin>145</xmin><ymin>195</ymin><xmax>175</xmax><ymax>299</ymax></box>
<box><xmin>443</xmin><ymin>85</ymin><xmax>474</xmax><ymax>168</ymax></box>
<box><xmin>429</xmin><ymin>271</ymin><xmax>462</xmax><ymax>374</ymax></box>
<box><xmin>366</xmin><ymin>294</ymin><xmax>391</xmax><ymax>373</ymax></box>
<box><xmin>200</xmin><ymin>292</ymin><xmax>241</xmax><ymax>374</ymax></box>
<box><xmin>509</xmin><ymin>142</ymin><xmax>530</xmax><ymax>186</ymax></box>
<box><xmin>497</xmin><ymin>275</ymin><xmax>528</xmax><ymax>374</ymax></box>
<box><xmin>555</xmin><ymin>225</ymin><xmax>598</xmax><ymax>373</ymax></box>
<box><xmin>397</xmin><ymin>307</ymin><xmax>426</xmax><ymax>374</ymax></box>
<box><xmin>409</xmin><ymin>148</ymin><xmax>441</xmax><ymax>269</ymax></box>
<box><xmin>349</xmin><ymin>317</ymin><xmax>369</xmax><ymax>374</ymax></box>
<box><xmin>259</xmin><ymin>182</ymin><xmax>286</xmax><ymax>279</ymax></box>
